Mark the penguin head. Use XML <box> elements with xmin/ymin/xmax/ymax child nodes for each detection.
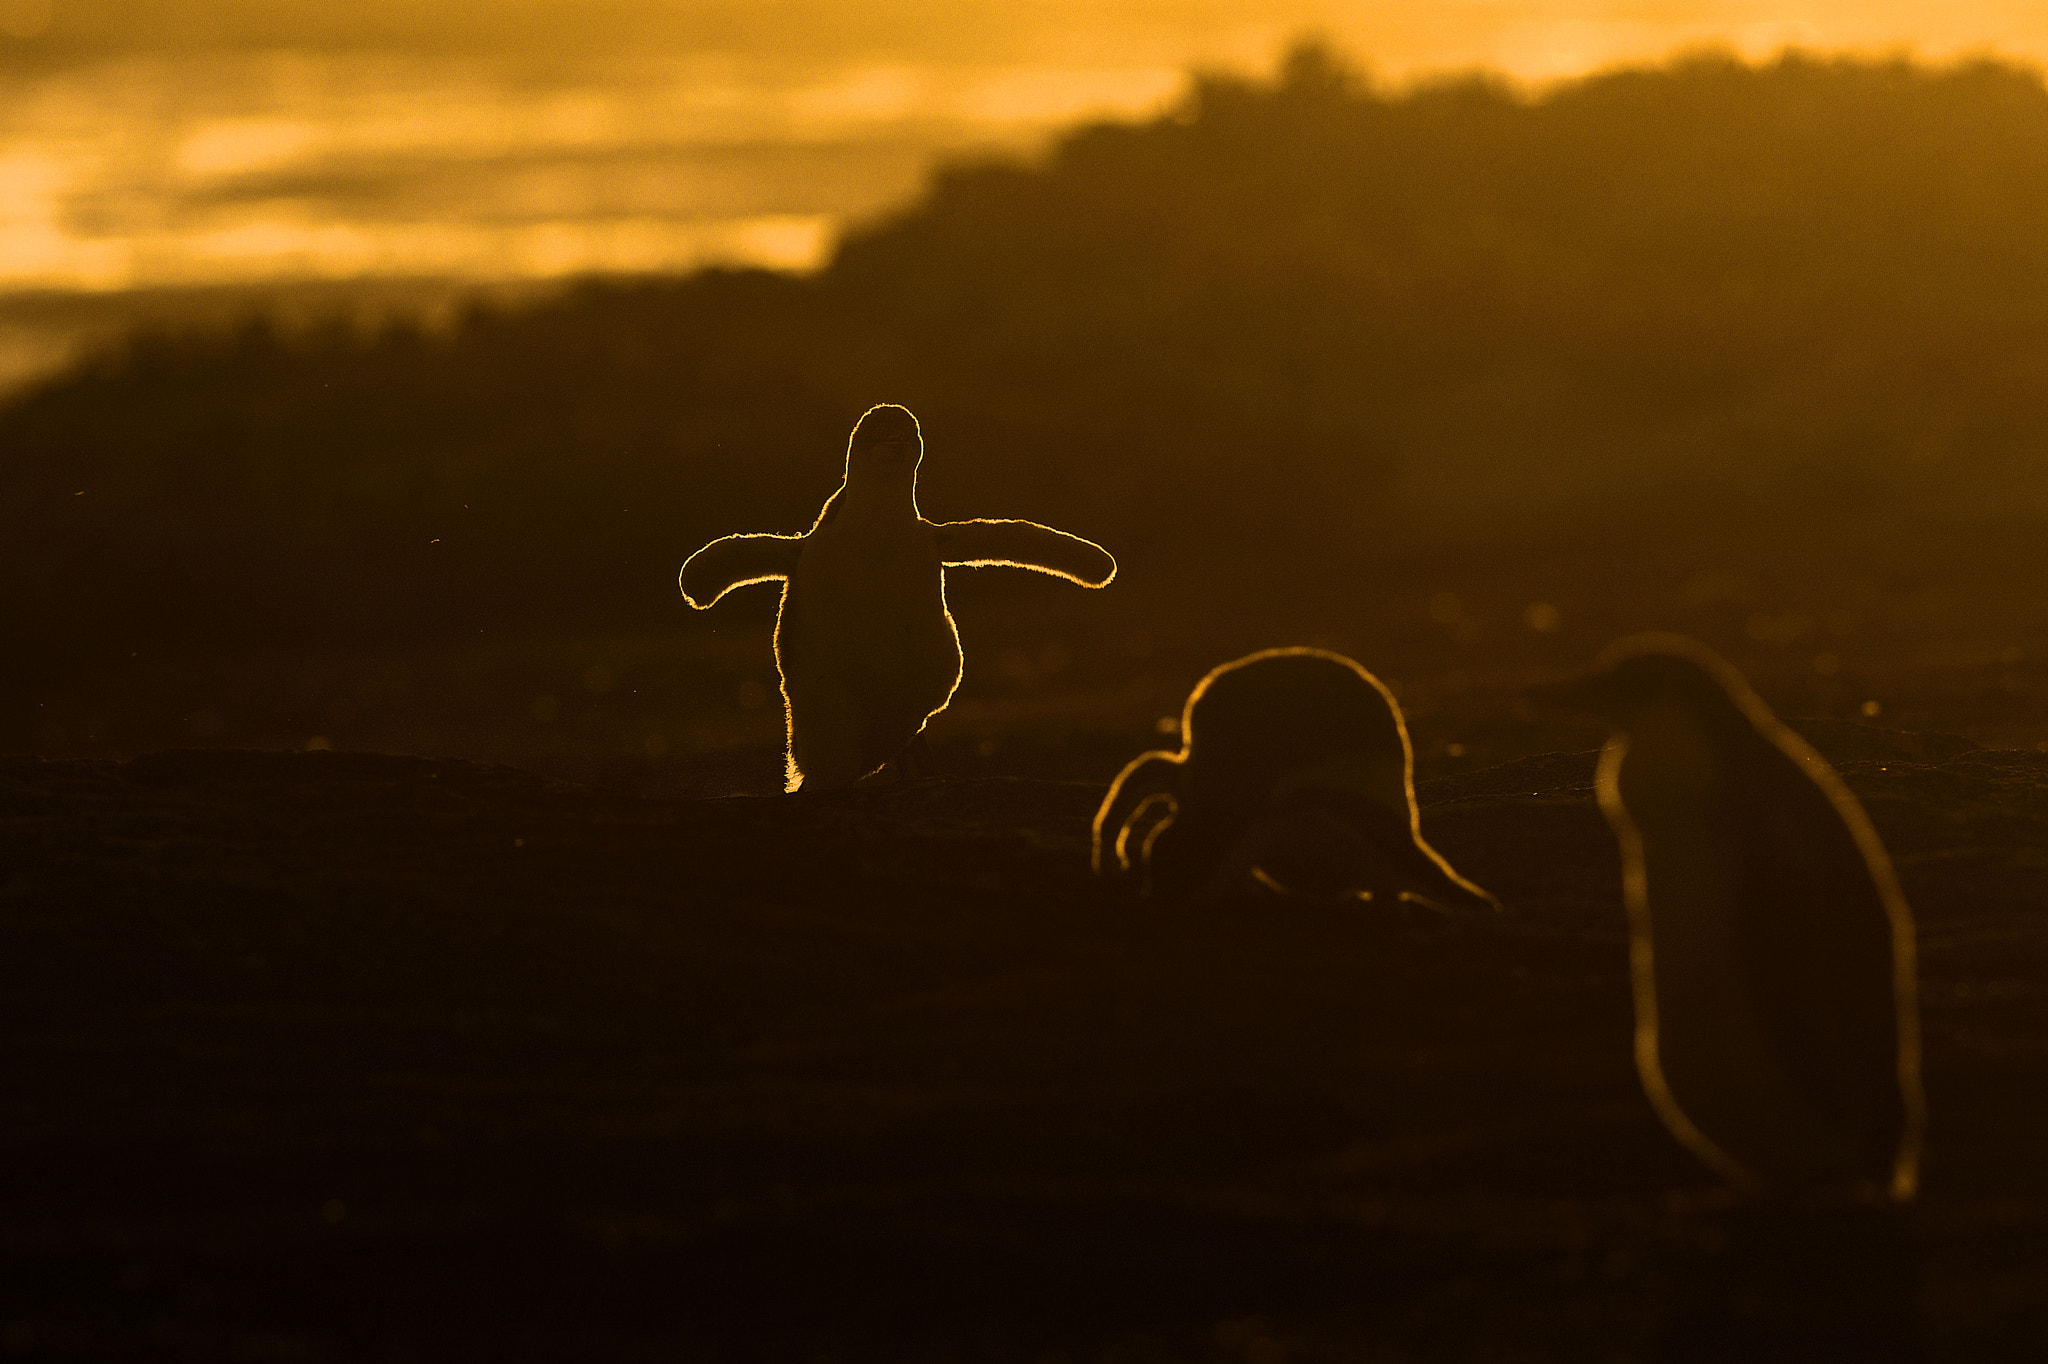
<box><xmin>1529</xmin><ymin>633</ymin><xmax>1761</xmax><ymax>737</ymax></box>
<box><xmin>845</xmin><ymin>404</ymin><xmax>923</xmax><ymax>482</ymax></box>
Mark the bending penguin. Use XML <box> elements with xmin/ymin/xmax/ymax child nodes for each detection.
<box><xmin>1093</xmin><ymin>647</ymin><xmax>1498</xmax><ymax>912</ymax></box>
<box><xmin>1531</xmin><ymin>634</ymin><xmax>1925</xmax><ymax>1203</ymax></box>
<box><xmin>680</xmin><ymin>404</ymin><xmax>1116</xmax><ymax>791</ymax></box>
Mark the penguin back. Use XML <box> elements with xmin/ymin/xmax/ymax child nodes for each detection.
<box><xmin>1182</xmin><ymin>648</ymin><xmax>1407</xmax><ymax>792</ymax></box>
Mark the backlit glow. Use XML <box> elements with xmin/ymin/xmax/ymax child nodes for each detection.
<box><xmin>0</xmin><ymin>3</ymin><xmax>2041</xmax><ymax>296</ymax></box>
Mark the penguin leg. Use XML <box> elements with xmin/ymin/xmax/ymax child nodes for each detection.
<box><xmin>854</xmin><ymin>714</ymin><xmax>931</xmax><ymax>783</ymax></box>
<box><xmin>785</xmin><ymin>686</ymin><xmax>875</xmax><ymax>790</ymax></box>
<box><xmin>860</xmin><ymin>731</ymin><xmax>935</xmax><ymax>783</ymax></box>
<box><xmin>888</xmin><ymin>732</ymin><xmax>937</xmax><ymax>781</ymax></box>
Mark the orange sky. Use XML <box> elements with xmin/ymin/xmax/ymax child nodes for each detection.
<box><xmin>0</xmin><ymin>1</ymin><xmax>2045</xmax><ymax>298</ymax></box>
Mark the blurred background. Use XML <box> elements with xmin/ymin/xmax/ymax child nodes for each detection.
<box><xmin>6</xmin><ymin>1</ymin><xmax>2048</xmax><ymax>790</ymax></box>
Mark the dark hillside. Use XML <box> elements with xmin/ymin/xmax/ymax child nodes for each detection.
<box><xmin>0</xmin><ymin>270</ymin><xmax>848</xmax><ymax>671</ymax></box>
<box><xmin>827</xmin><ymin>47</ymin><xmax>2048</xmax><ymax>530</ymax></box>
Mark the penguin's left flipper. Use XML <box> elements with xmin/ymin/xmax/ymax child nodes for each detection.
<box><xmin>934</xmin><ymin>519</ymin><xmax>1117</xmax><ymax>587</ymax></box>
<box><xmin>680</xmin><ymin>532</ymin><xmax>803</xmax><ymax>608</ymax></box>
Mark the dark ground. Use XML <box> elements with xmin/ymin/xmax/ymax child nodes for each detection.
<box><xmin>4</xmin><ymin>708</ymin><xmax>2046</xmax><ymax>1361</ymax></box>
<box><xmin>6</xmin><ymin>519</ymin><xmax>2048</xmax><ymax>1360</ymax></box>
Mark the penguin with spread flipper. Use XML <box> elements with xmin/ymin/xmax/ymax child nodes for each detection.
<box><xmin>680</xmin><ymin>404</ymin><xmax>1116</xmax><ymax>791</ymax></box>
<box><xmin>1530</xmin><ymin>634</ymin><xmax>1925</xmax><ymax>1205</ymax></box>
<box><xmin>1093</xmin><ymin>647</ymin><xmax>1497</xmax><ymax>912</ymax></box>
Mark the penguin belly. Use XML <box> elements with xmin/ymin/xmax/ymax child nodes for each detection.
<box><xmin>777</xmin><ymin>514</ymin><xmax>960</xmax><ymax>789</ymax></box>
<box><xmin>1613</xmin><ymin>718</ymin><xmax>1867</xmax><ymax>1188</ymax></box>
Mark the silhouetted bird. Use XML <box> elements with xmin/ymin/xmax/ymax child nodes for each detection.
<box><xmin>1530</xmin><ymin>634</ymin><xmax>1925</xmax><ymax>1203</ymax></box>
<box><xmin>1093</xmin><ymin>647</ymin><xmax>1497</xmax><ymax>912</ymax></box>
<box><xmin>681</xmin><ymin>404</ymin><xmax>1116</xmax><ymax>791</ymax></box>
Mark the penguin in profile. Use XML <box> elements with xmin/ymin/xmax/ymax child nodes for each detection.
<box><xmin>680</xmin><ymin>405</ymin><xmax>1116</xmax><ymax>791</ymax></box>
<box><xmin>1093</xmin><ymin>647</ymin><xmax>1498</xmax><ymax>912</ymax></box>
<box><xmin>1530</xmin><ymin>634</ymin><xmax>1925</xmax><ymax>1203</ymax></box>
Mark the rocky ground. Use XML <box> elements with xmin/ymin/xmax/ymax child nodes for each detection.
<box><xmin>2</xmin><ymin>715</ymin><xmax>2045</xmax><ymax>1361</ymax></box>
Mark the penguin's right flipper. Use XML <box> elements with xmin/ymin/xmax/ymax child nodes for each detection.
<box><xmin>1091</xmin><ymin>749</ymin><xmax>1183</xmax><ymax>876</ymax></box>
<box><xmin>1267</xmin><ymin>789</ymin><xmax>1501</xmax><ymax>914</ymax></box>
<box><xmin>934</xmin><ymin>519</ymin><xmax>1117</xmax><ymax>587</ymax></box>
<box><xmin>680</xmin><ymin>533</ymin><xmax>803</xmax><ymax>608</ymax></box>
<box><xmin>1387</xmin><ymin>849</ymin><xmax>1502</xmax><ymax>915</ymax></box>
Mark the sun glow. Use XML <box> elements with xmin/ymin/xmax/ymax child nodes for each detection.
<box><xmin>0</xmin><ymin>0</ymin><xmax>2042</xmax><ymax>399</ymax></box>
